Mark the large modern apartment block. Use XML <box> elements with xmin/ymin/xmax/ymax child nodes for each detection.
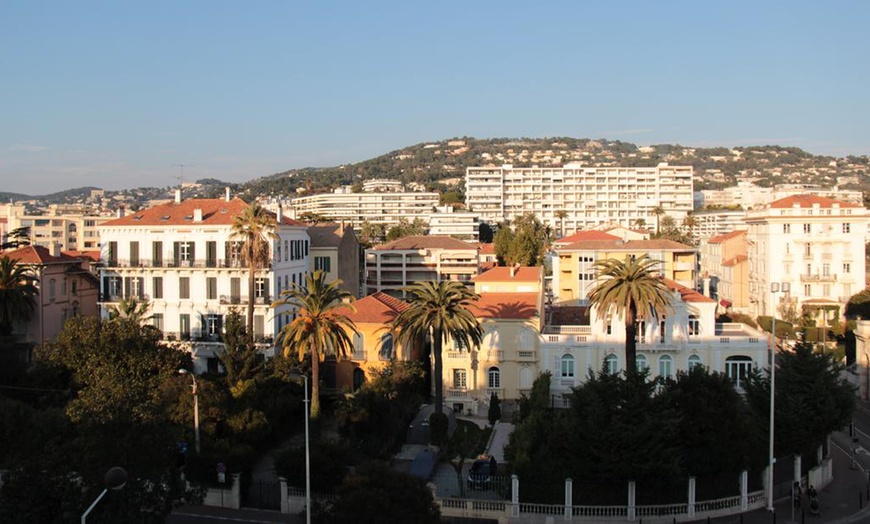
<box><xmin>289</xmin><ymin>189</ymin><xmax>439</xmax><ymax>230</ymax></box>
<box><xmin>2</xmin><ymin>204</ymin><xmax>112</xmax><ymax>251</ymax></box>
<box><xmin>465</xmin><ymin>163</ymin><xmax>693</xmax><ymax>229</ymax></box>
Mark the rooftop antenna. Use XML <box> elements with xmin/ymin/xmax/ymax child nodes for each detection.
<box><xmin>172</xmin><ymin>163</ymin><xmax>194</xmax><ymax>188</ymax></box>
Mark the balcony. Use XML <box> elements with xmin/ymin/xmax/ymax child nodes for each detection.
<box><xmin>218</xmin><ymin>294</ymin><xmax>272</xmax><ymax>305</ymax></box>
<box><xmin>446</xmin><ymin>388</ymin><xmax>469</xmax><ymax>398</ymax></box>
<box><xmin>517</xmin><ymin>351</ymin><xmax>535</xmax><ymax>360</ymax></box>
<box><xmin>800</xmin><ymin>273</ymin><xmax>837</xmax><ymax>283</ymax></box>
<box><xmin>106</xmin><ymin>258</ymin><xmax>250</xmax><ymax>269</ymax></box>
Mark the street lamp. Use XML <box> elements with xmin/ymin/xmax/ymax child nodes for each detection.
<box><xmin>767</xmin><ymin>281</ymin><xmax>790</xmax><ymax>512</ymax></box>
<box><xmin>290</xmin><ymin>372</ymin><xmax>311</xmax><ymax>524</ymax></box>
<box><xmin>178</xmin><ymin>368</ymin><xmax>200</xmax><ymax>454</ymax></box>
<box><xmin>81</xmin><ymin>466</ymin><xmax>127</xmax><ymax>524</ymax></box>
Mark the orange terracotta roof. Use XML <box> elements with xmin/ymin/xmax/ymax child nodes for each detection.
<box><xmin>722</xmin><ymin>254</ymin><xmax>748</xmax><ymax>267</ymax></box>
<box><xmin>102</xmin><ymin>198</ymin><xmax>305</xmax><ymax>227</ymax></box>
<box><xmin>1</xmin><ymin>245</ymin><xmax>81</xmax><ymax>265</ymax></box>
<box><xmin>479</xmin><ymin>261</ymin><xmax>498</xmax><ymax>271</ymax></box>
<box><xmin>63</xmin><ymin>250</ymin><xmax>101</xmax><ymax>262</ymax></box>
<box><xmin>477</xmin><ymin>243</ymin><xmax>495</xmax><ymax>254</ymax></box>
<box><xmin>662</xmin><ymin>278</ymin><xmax>716</xmax><ymax>303</ymax></box>
<box><xmin>472</xmin><ymin>266</ymin><xmax>541</xmax><ymax>283</ymax></box>
<box><xmin>556</xmin><ymin>230</ymin><xmax>621</xmax><ymax>244</ymax></box>
<box><xmin>769</xmin><ymin>194</ymin><xmax>861</xmax><ymax>209</ymax></box>
<box><xmin>471</xmin><ymin>293</ymin><xmax>540</xmax><ymax>319</ymax></box>
<box><xmin>340</xmin><ymin>292</ymin><xmax>410</xmax><ymax>324</ymax></box>
<box><xmin>560</xmin><ymin>238</ymin><xmax>695</xmax><ymax>251</ymax></box>
<box><xmin>372</xmin><ymin>236</ymin><xmax>477</xmax><ymax>251</ymax></box>
<box><xmin>708</xmin><ymin>230</ymin><xmax>747</xmax><ymax>244</ymax></box>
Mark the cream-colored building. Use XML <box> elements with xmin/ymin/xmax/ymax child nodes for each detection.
<box><xmin>307</xmin><ymin>223</ymin><xmax>360</xmax><ymax>298</ymax></box>
<box><xmin>2</xmin><ymin>204</ymin><xmax>112</xmax><ymax>251</ymax></box>
<box><xmin>99</xmin><ymin>190</ymin><xmax>309</xmax><ymax>373</ymax></box>
<box><xmin>465</xmin><ymin>163</ymin><xmax>693</xmax><ymax>230</ymax></box>
<box><xmin>364</xmin><ymin>236</ymin><xmax>479</xmax><ymax>298</ymax></box>
<box><xmin>699</xmin><ymin>230</ymin><xmax>748</xmax><ymax>309</ymax></box>
<box><xmin>745</xmin><ymin>195</ymin><xmax>869</xmax><ymax>320</ymax></box>
<box><xmin>552</xmin><ymin>238</ymin><xmax>697</xmax><ymax>306</ymax></box>
<box><xmin>289</xmin><ymin>189</ymin><xmax>438</xmax><ymax>231</ymax></box>
<box><xmin>427</xmin><ymin>205</ymin><xmax>480</xmax><ymax>240</ymax></box>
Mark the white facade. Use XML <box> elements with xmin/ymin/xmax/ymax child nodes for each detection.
<box><xmin>692</xmin><ymin>209</ymin><xmax>748</xmax><ymax>241</ymax></box>
<box><xmin>288</xmin><ymin>190</ymin><xmax>438</xmax><ymax>230</ymax></box>
<box><xmin>99</xmin><ymin>195</ymin><xmax>309</xmax><ymax>372</ymax></box>
<box><xmin>2</xmin><ymin>204</ymin><xmax>111</xmax><ymax>251</ymax></box>
<box><xmin>745</xmin><ymin>195</ymin><xmax>869</xmax><ymax>318</ymax></box>
<box><xmin>465</xmin><ymin>163</ymin><xmax>693</xmax><ymax>230</ymax></box>
<box><xmin>427</xmin><ymin>206</ymin><xmax>480</xmax><ymax>240</ymax></box>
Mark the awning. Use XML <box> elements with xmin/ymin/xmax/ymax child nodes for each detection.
<box><xmin>720</xmin><ymin>299</ymin><xmax>732</xmax><ymax>308</ymax></box>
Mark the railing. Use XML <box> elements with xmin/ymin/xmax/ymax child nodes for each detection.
<box><xmin>105</xmin><ymin>258</ymin><xmax>250</xmax><ymax>269</ymax></box>
<box><xmin>218</xmin><ymin>295</ymin><xmax>272</xmax><ymax>305</ymax></box>
<box><xmin>636</xmin><ymin>502</ymin><xmax>687</xmax><ymax>517</ymax></box>
<box><xmin>570</xmin><ymin>505</ymin><xmax>629</xmax><ymax>517</ymax></box>
<box><xmin>694</xmin><ymin>493</ymin><xmax>743</xmax><ymax>513</ymax></box>
<box><xmin>801</xmin><ymin>273</ymin><xmax>837</xmax><ymax>282</ymax></box>
<box><xmin>446</xmin><ymin>388</ymin><xmax>468</xmax><ymax>398</ymax></box>
<box><xmin>447</xmin><ymin>351</ymin><xmax>465</xmax><ymax>359</ymax></box>
<box><xmin>543</xmin><ymin>325</ymin><xmax>592</xmax><ymax>335</ymax></box>
<box><xmin>485</xmin><ymin>350</ymin><xmax>504</xmax><ymax>361</ymax></box>
<box><xmin>517</xmin><ymin>351</ymin><xmax>535</xmax><ymax>359</ymax></box>
<box><xmin>486</xmin><ymin>388</ymin><xmax>504</xmax><ymax>399</ymax></box>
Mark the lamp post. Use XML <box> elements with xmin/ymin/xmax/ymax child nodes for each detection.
<box><xmin>290</xmin><ymin>372</ymin><xmax>311</xmax><ymax>524</ymax></box>
<box><xmin>767</xmin><ymin>281</ymin><xmax>790</xmax><ymax>512</ymax></box>
<box><xmin>81</xmin><ymin>466</ymin><xmax>127</xmax><ymax>524</ymax></box>
<box><xmin>178</xmin><ymin>369</ymin><xmax>200</xmax><ymax>454</ymax></box>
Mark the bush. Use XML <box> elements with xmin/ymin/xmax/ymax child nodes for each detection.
<box><xmin>429</xmin><ymin>412</ymin><xmax>449</xmax><ymax>446</ymax></box>
<box><xmin>717</xmin><ymin>312</ymin><xmax>758</xmax><ymax>329</ymax></box>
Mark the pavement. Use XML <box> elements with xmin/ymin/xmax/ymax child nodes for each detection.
<box><xmin>168</xmin><ymin>505</ymin><xmax>300</xmax><ymax>523</ymax></box>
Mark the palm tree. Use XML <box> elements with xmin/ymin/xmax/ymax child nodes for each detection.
<box><xmin>230</xmin><ymin>202</ymin><xmax>278</xmax><ymax>340</ymax></box>
<box><xmin>0</xmin><ymin>256</ymin><xmax>38</xmax><ymax>336</ymax></box>
<box><xmin>273</xmin><ymin>270</ymin><xmax>356</xmax><ymax>418</ymax></box>
<box><xmin>682</xmin><ymin>213</ymin><xmax>698</xmax><ymax>245</ymax></box>
<box><xmin>587</xmin><ymin>255</ymin><xmax>674</xmax><ymax>374</ymax></box>
<box><xmin>391</xmin><ymin>281</ymin><xmax>483</xmax><ymax>415</ymax></box>
<box><xmin>651</xmin><ymin>206</ymin><xmax>665</xmax><ymax>235</ymax></box>
<box><xmin>108</xmin><ymin>296</ymin><xmax>151</xmax><ymax>324</ymax></box>
<box><xmin>633</xmin><ymin>218</ymin><xmax>647</xmax><ymax>230</ymax></box>
<box><xmin>554</xmin><ymin>210</ymin><xmax>568</xmax><ymax>239</ymax></box>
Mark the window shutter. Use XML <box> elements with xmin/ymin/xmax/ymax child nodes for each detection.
<box><xmin>138</xmin><ymin>278</ymin><xmax>144</xmax><ymax>298</ymax></box>
<box><xmin>189</xmin><ymin>242</ymin><xmax>196</xmax><ymax>261</ymax></box>
<box><xmin>173</xmin><ymin>242</ymin><xmax>180</xmax><ymax>265</ymax></box>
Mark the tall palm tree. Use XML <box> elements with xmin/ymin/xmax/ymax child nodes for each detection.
<box><xmin>273</xmin><ymin>270</ymin><xmax>356</xmax><ymax>418</ymax></box>
<box><xmin>587</xmin><ymin>255</ymin><xmax>673</xmax><ymax>374</ymax></box>
<box><xmin>682</xmin><ymin>213</ymin><xmax>698</xmax><ymax>245</ymax></box>
<box><xmin>391</xmin><ymin>281</ymin><xmax>483</xmax><ymax>415</ymax></box>
<box><xmin>0</xmin><ymin>256</ymin><xmax>38</xmax><ymax>336</ymax></box>
<box><xmin>230</xmin><ymin>202</ymin><xmax>278</xmax><ymax>340</ymax></box>
<box><xmin>554</xmin><ymin>210</ymin><xmax>568</xmax><ymax>239</ymax></box>
<box><xmin>633</xmin><ymin>217</ymin><xmax>647</xmax><ymax>230</ymax></box>
<box><xmin>651</xmin><ymin>206</ymin><xmax>665</xmax><ymax>235</ymax></box>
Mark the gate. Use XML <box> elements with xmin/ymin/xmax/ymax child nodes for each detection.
<box><xmin>243</xmin><ymin>479</ymin><xmax>283</xmax><ymax>511</ymax></box>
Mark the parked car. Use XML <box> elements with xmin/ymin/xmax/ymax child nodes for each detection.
<box><xmin>467</xmin><ymin>458</ymin><xmax>492</xmax><ymax>490</ymax></box>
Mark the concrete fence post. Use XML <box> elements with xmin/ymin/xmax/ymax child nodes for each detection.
<box><xmin>740</xmin><ymin>470</ymin><xmax>749</xmax><ymax>510</ymax></box>
<box><xmin>279</xmin><ymin>477</ymin><xmax>289</xmax><ymax>514</ymax></box>
<box><xmin>511</xmin><ymin>474</ymin><xmax>520</xmax><ymax>518</ymax></box>
<box><xmin>794</xmin><ymin>455</ymin><xmax>802</xmax><ymax>487</ymax></box>
<box><xmin>628</xmin><ymin>481</ymin><xmax>636</xmax><ymax>521</ymax></box>
<box><xmin>565</xmin><ymin>478</ymin><xmax>573</xmax><ymax>521</ymax></box>
<box><xmin>763</xmin><ymin>464</ymin><xmax>772</xmax><ymax>508</ymax></box>
<box><xmin>688</xmin><ymin>476</ymin><xmax>696</xmax><ymax>518</ymax></box>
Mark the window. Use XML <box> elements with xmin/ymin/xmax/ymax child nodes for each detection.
<box><xmin>803</xmin><ymin>224</ymin><xmax>811</xmax><ymax>234</ymax></box>
<box><xmin>635</xmin><ymin>320</ymin><xmax>646</xmax><ymax>343</ymax></box>
<box><xmin>844</xmin><ymin>263</ymin><xmax>852</xmax><ymax>274</ymax></box>
<box><xmin>206</xmin><ymin>277</ymin><xmax>217</xmax><ymax>300</ymax></box>
<box><xmin>488</xmin><ymin>366</ymin><xmax>501</xmax><ymax>388</ymax></box>
<box><xmin>804</xmin><ymin>284</ymin><xmax>811</xmax><ymax>296</ymax></box>
<box><xmin>379</xmin><ymin>333</ymin><xmax>394</xmax><ymax>360</ymax></box>
<box><xmin>49</xmin><ymin>279</ymin><xmax>56</xmax><ymax>301</ymax></box>
<box><xmin>230</xmin><ymin>278</ymin><xmax>241</xmax><ymax>303</ymax></box>
<box><xmin>353</xmin><ymin>332</ymin><xmax>364</xmax><ymax>359</ymax></box>
<box><xmin>176</xmin><ymin>241</ymin><xmax>194</xmax><ymax>264</ymax></box>
<box><xmin>560</xmin><ymin>354</ymin><xmax>575</xmax><ymax>378</ymax></box>
<box><xmin>71</xmin><ymin>279</ymin><xmax>78</xmax><ymax>296</ymax></box>
<box><xmin>353</xmin><ymin>368</ymin><xmax>365</xmax><ymax>391</ymax></box>
<box><xmin>725</xmin><ymin>356</ymin><xmax>753</xmax><ymax>389</ymax></box>
<box><xmin>179</xmin><ymin>314</ymin><xmax>190</xmax><ymax>339</ymax></box>
<box><xmin>843</xmin><ymin>223</ymin><xmax>851</xmax><ymax>233</ymax></box>
<box><xmin>688</xmin><ymin>355</ymin><xmax>702</xmax><ymax>369</ymax></box>
<box><xmin>61</xmin><ymin>279</ymin><xmax>67</xmax><ymax>295</ymax></box>
<box><xmin>152</xmin><ymin>313</ymin><xmax>164</xmax><ymax>332</ymax></box>
<box><xmin>604</xmin><ymin>354</ymin><xmax>619</xmax><ymax>375</ymax></box>
<box><xmin>179</xmin><ymin>277</ymin><xmax>190</xmax><ymax>299</ymax></box>
<box><xmin>130</xmin><ymin>241</ymin><xmax>139</xmax><ymax>266</ymax></box>
<box><xmin>783</xmin><ymin>224</ymin><xmax>791</xmax><ymax>234</ymax></box>
<box><xmin>153</xmin><ymin>277</ymin><xmax>163</xmax><ymax>299</ymax></box>
<box><xmin>152</xmin><ymin>241</ymin><xmax>163</xmax><ymax>266</ymax></box>
<box><xmin>636</xmin><ymin>354</ymin><xmax>648</xmax><ymax>371</ymax></box>
<box><xmin>284</xmin><ymin>240</ymin><xmax>288</xmax><ymax>262</ymax></box>
<box><xmin>844</xmin><ymin>283</ymin><xmax>852</xmax><ymax>297</ymax></box>
<box><xmin>453</xmin><ymin>369</ymin><xmax>467</xmax><ymax>389</ymax></box>
<box><xmin>277</xmin><ymin>241</ymin><xmax>281</xmax><ymax>261</ymax></box>
<box><xmin>107</xmin><ymin>241</ymin><xmax>118</xmax><ymax>266</ymax></box>
<box><xmin>206</xmin><ymin>241</ymin><xmax>217</xmax><ymax>267</ymax></box>
<box><xmin>659</xmin><ymin>319</ymin><xmax>666</xmax><ymax>344</ymax></box>
<box><xmin>606</xmin><ymin>323</ymin><xmax>612</xmax><ymax>335</ymax></box>
<box><xmin>519</xmin><ymin>328</ymin><xmax>535</xmax><ymax>350</ymax></box>
<box><xmin>804</xmin><ymin>244</ymin><xmax>811</xmax><ymax>257</ymax></box>
<box><xmin>659</xmin><ymin>355</ymin><xmax>673</xmax><ymax>379</ymax></box>
<box><xmin>255</xmin><ymin>278</ymin><xmax>267</xmax><ymax>299</ymax></box>
<box><xmin>688</xmin><ymin>315</ymin><xmax>700</xmax><ymax>337</ymax></box>
<box><xmin>483</xmin><ymin>328</ymin><xmax>500</xmax><ymax>350</ymax></box>
<box><xmin>314</xmin><ymin>256</ymin><xmax>331</xmax><ymax>272</ymax></box>
<box><xmin>254</xmin><ymin>315</ymin><xmax>264</xmax><ymax>337</ymax></box>
<box><xmin>206</xmin><ymin>314</ymin><xmax>223</xmax><ymax>336</ymax></box>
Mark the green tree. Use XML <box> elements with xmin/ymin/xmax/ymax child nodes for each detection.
<box><xmin>493</xmin><ymin>214</ymin><xmax>548</xmax><ymax>266</ymax></box>
<box><xmin>744</xmin><ymin>342</ymin><xmax>855</xmax><ymax>458</ymax></box>
<box><xmin>554</xmin><ymin>210</ymin><xmax>568</xmax><ymax>239</ymax></box>
<box><xmin>0</xmin><ymin>256</ymin><xmax>38</xmax><ymax>336</ymax></box>
<box><xmin>391</xmin><ymin>281</ymin><xmax>482</xmax><ymax>415</ymax></box>
<box><xmin>272</xmin><ymin>270</ymin><xmax>357</xmax><ymax>418</ymax></box>
<box><xmin>230</xmin><ymin>202</ymin><xmax>278</xmax><ymax>341</ymax></box>
<box><xmin>587</xmin><ymin>255</ymin><xmax>673</xmax><ymax>373</ymax></box>
<box><xmin>359</xmin><ymin>220</ymin><xmax>386</xmax><ymax>246</ymax></box>
<box><xmin>681</xmin><ymin>213</ymin><xmax>698</xmax><ymax>244</ymax></box>
<box><xmin>107</xmin><ymin>296</ymin><xmax>151</xmax><ymax>324</ymax></box>
<box><xmin>488</xmin><ymin>392</ymin><xmax>501</xmax><ymax>426</ymax></box>
<box><xmin>386</xmin><ymin>218</ymin><xmax>427</xmax><ymax>241</ymax></box>
<box><xmin>216</xmin><ymin>309</ymin><xmax>264</xmax><ymax>396</ymax></box>
<box><xmin>1</xmin><ymin>226</ymin><xmax>31</xmax><ymax>249</ymax></box>
<box><xmin>651</xmin><ymin>206</ymin><xmax>665</xmax><ymax>234</ymax></box>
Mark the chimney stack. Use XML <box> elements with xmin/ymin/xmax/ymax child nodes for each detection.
<box><xmin>225</xmin><ymin>187</ymin><xmax>231</xmax><ymax>202</ymax></box>
<box><xmin>51</xmin><ymin>243</ymin><xmax>61</xmax><ymax>257</ymax></box>
<box><xmin>116</xmin><ymin>206</ymin><xmax>125</xmax><ymax>218</ymax></box>
<box><xmin>175</xmin><ymin>189</ymin><xmax>182</xmax><ymax>203</ymax></box>
<box><xmin>194</xmin><ymin>208</ymin><xmax>203</xmax><ymax>222</ymax></box>
<box><xmin>276</xmin><ymin>204</ymin><xmax>283</xmax><ymax>223</ymax></box>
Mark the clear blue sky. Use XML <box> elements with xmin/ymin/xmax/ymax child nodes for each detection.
<box><xmin>1</xmin><ymin>1</ymin><xmax>867</xmax><ymax>195</ymax></box>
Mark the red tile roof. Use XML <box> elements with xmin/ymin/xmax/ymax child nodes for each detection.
<box><xmin>560</xmin><ymin>238</ymin><xmax>695</xmax><ymax>251</ymax></box>
<box><xmin>769</xmin><ymin>194</ymin><xmax>861</xmax><ymax>209</ymax></box>
<box><xmin>63</xmin><ymin>250</ymin><xmax>101</xmax><ymax>262</ymax></box>
<box><xmin>556</xmin><ymin>230</ymin><xmax>621</xmax><ymax>244</ymax></box>
<box><xmin>477</xmin><ymin>243</ymin><xmax>496</xmax><ymax>254</ymax></box>
<box><xmin>102</xmin><ymin>198</ymin><xmax>305</xmax><ymax>227</ymax></box>
<box><xmin>471</xmin><ymin>293</ymin><xmax>540</xmax><ymax>319</ymax></box>
<box><xmin>340</xmin><ymin>292</ymin><xmax>410</xmax><ymax>324</ymax></box>
<box><xmin>708</xmin><ymin>230</ymin><xmax>747</xmax><ymax>244</ymax></box>
<box><xmin>662</xmin><ymin>278</ymin><xmax>716</xmax><ymax>303</ymax></box>
<box><xmin>1</xmin><ymin>245</ymin><xmax>81</xmax><ymax>265</ymax></box>
<box><xmin>722</xmin><ymin>254</ymin><xmax>748</xmax><ymax>267</ymax></box>
<box><xmin>372</xmin><ymin>236</ymin><xmax>477</xmax><ymax>251</ymax></box>
<box><xmin>472</xmin><ymin>266</ymin><xmax>541</xmax><ymax>283</ymax></box>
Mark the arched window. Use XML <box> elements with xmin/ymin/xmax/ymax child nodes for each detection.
<box><xmin>636</xmin><ymin>354</ymin><xmax>648</xmax><ymax>371</ymax></box>
<box><xmin>688</xmin><ymin>355</ymin><xmax>702</xmax><ymax>369</ymax></box>
<box><xmin>488</xmin><ymin>366</ymin><xmax>500</xmax><ymax>388</ymax></box>
<box><xmin>725</xmin><ymin>356</ymin><xmax>754</xmax><ymax>388</ymax></box>
<box><xmin>352</xmin><ymin>368</ymin><xmax>366</xmax><ymax>391</ymax></box>
<box><xmin>659</xmin><ymin>355</ymin><xmax>673</xmax><ymax>379</ymax></box>
<box><xmin>519</xmin><ymin>329</ymin><xmax>536</xmax><ymax>350</ymax></box>
<box><xmin>379</xmin><ymin>333</ymin><xmax>393</xmax><ymax>360</ymax></box>
<box><xmin>560</xmin><ymin>354</ymin><xmax>575</xmax><ymax>378</ymax></box>
<box><xmin>353</xmin><ymin>332</ymin><xmax>364</xmax><ymax>360</ymax></box>
<box><xmin>604</xmin><ymin>354</ymin><xmax>619</xmax><ymax>375</ymax></box>
<box><xmin>519</xmin><ymin>366</ymin><xmax>533</xmax><ymax>389</ymax></box>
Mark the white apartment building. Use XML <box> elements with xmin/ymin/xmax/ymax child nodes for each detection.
<box><xmin>99</xmin><ymin>190</ymin><xmax>309</xmax><ymax>372</ymax></box>
<box><xmin>427</xmin><ymin>205</ymin><xmax>480</xmax><ymax>240</ymax></box>
<box><xmin>288</xmin><ymin>189</ymin><xmax>438</xmax><ymax>230</ymax></box>
<box><xmin>2</xmin><ymin>203</ymin><xmax>112</xmax><ymax>251</ymax></box>
<box><xmin>692</xmin><ymin>209</ymin><xmax>748</xmax><ymax>241</ymax></box>
<box><xmin>745</xmin><ymin>195</ymin><xmax>869</xmax><ymax>319</ymax></box>
<box><xmin>465</xmin><ymin>163</ymin><xmax>693</xmax><ymax>230</ymax></box>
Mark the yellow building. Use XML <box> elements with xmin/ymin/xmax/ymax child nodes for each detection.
<box><xmin>553</xmin><ymin>238</ymin><xmax>697</xmax><ymax>306</ymax></box>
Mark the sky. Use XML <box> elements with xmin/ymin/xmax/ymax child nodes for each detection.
<box><xmin>1</xmin><ymin>1</ymin><xmax>868</xmax><ymax>195</ymax></box>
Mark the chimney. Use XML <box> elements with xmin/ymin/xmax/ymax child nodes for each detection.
<box><xmin>276</xmin><ymin>204</ymin><xmax>283</xmax><ymax>223</ymax></box>
<box><xmin>702</xmin><ymin>275</ymin><xmax>711</xmax><ymax>297</ymax></box>
<box><xmin>510</xmin><ymin>265</ymin><xmax>517</xmax><ymax>277</ymax></box>
<box><xmin>225</xmin><ymin>187</ymin><xmax>231</xmax><ymax>202</ymax></box>
<box><xmin>116</xmin><ymin>206</ymin><xmax>125</xmax><ymax>218</ymax></box>
<box><xmin>193</xmin><ymin>208</ymin><xmax>203</xmax><ymax>222</ymax></box>
<box><xmin>51</xmin><ymin>243</ymin><xmax>61</xmax><ymax>257</ymax></box>
<box><xmin>175</xmin><ymin>189</ymin><xmax>182</xmax><ymax>203</ymax></box>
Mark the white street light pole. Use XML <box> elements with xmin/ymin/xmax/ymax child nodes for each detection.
<box><xmin>178</xmin><ymin>369</ymin><xmax>200</xmax><ymax>454</ymax></box>
<box><xmin>81</xmin><ymin>467</ymin><xmax>127</xmax><ymax>524</ymax></box>
<box><xmin>767</xmin><ymin>282</ymin><xmax>789</xmax><ymax>512</ymax></box>
<box><xmin>291</xmin><ymin>372</ymin><xmax>311</xmax><ymax>524</ymax></box>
